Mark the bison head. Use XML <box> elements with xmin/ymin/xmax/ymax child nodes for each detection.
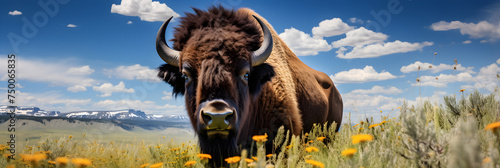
<box><xmin>156</xmin><ymin>7</ymin><xmax>275</xmax><ymax>164</ymax></box>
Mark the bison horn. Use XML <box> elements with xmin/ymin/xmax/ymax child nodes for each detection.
<box><xmin>156</xmin><ymin>16</ymin><xmax>180</xmax><ymax>67</ymax></box>
<box><xmin>251</xmin><ymin>15</ymin><xmax>273</xmax><ymax>66</ymax></box>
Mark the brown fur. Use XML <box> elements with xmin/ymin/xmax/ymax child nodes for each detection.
<box><xmin>157</xmin><ymin>6</ymin><xmax>343</xmax><ymax>165</ymax></box>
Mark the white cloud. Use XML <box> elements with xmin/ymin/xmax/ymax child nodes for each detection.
<box><xmin>341</xmin><ymin>92</ymin><xmax>404</xmax><ymax>113</ymax></box>
<box><xmin>104</xmin><ymin>64</ymin><xmax>161</xmax><ymax>82</ymax></box>
<box><xmin>279</xmin><ymin>27</ymin><xmax>332</xmax><ymax>56</ymax></box>
<box><xmin>93</xmin><ymin>99</ymin><xmax>185</xmax><ymax>115</ymax></box>
<box><xmin>349</xmin><ymin>17</ymin><xmax>364</xmax><ymax>24</ymax></box>
<box><xmin>462</xmin><ymin>40</ymin><xmax>472</xmax><ymax>44</ymax></box>
<box><xmin>480</xmin><ymin>40</ymin><xmax>489</xmax><ymax>43</ymax></box>
<box><xmin>162</xmin><ymin>91</ymin><xmax>173</xmax><ymax>100</ymax></box>
<box><xmin>331</xmin><ymin>27</ymin><xmax>388</xmax><ymax>48</ymax></box>
<box><xmin>312</xmin><ymin>18</ymin><xmax>354</xmax><ymax>38</ymax></box>
<box><xmin>8</xmin><ymin>10</ymin><xmax>22</xmax><ymax>15</ymax></box>
<box><xmin>0</xmin><ymin>91</ymin><xmax>92</xmax><ymax>112</ymax></box>
<box><xmin>111</xmin><ymin>0</ymin><xmax>180</xmax><ymax>22</ymax></box>
<box><xmin>411</xmin><ymin>60</ymin><xmax>500</xmax><ymax>91</ymax></box>
<box><xmin>472</xmin><ymin>63</ymin><xmax>500</xmax><ymax>91</ymax></box>
<box><xmin>431</xmin><ymin>20</ymin><xmax>500</xmax><ymax>40</ymax></box>
<box><xmin>67</xmin><ymin>85</ymin><xmax>87</xmax><ymax>92</ymax></box>
<box><xmin>127</xmin><ymin>21</ymin><xmax>133</xmax><ymax>24</ymax></box>
<box><xmin>92</xmin><ymin>81</ymin><xmax>135</xmax><ymax>97</ymax></box>
<box><xmin>400</xmin><ymin>61</ymin><xmax>473</xmax><ymax>73</ymax></box>
<box><xmin>335</xmin><ymin>40</ymin><xmax>433</xmax><ymax>59</ymax></box>
<box><xmin>330</xmin><ymin>66</ymin><xmax>398</xmax><ymax>83</ymax></box>
<box><xmin>497</xmin><ymin>58</ymin><xmax>500</xmax><ymax>64</ymax></box>
<box><xmin>349</xmin><ymin>86</ymin><xmax>403</xmax><ymax>95</ymax></box>
<box><xmin>67</xmin><ymin>65</ymin><xmax>95</xmax><ymax>75</ymax></box>
<box><xmin>412</xmin><ymin>72</ymin><xmax>474</xmax><ymax>87</ymax></box>
<box><xmin>67</xmin><ymin>24</ymin><xmax>77</xmax><ymax>28</ymax></box>
<box><xmin>0</xmin><ymin>57</ymin><xmax>97</xmax><ymax>92</ymax></box>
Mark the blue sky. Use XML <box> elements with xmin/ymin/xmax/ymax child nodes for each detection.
<box><xmin>1</xmin><ymin>0</ymin><xmax>499</xmax><ymax>121</ymax></box>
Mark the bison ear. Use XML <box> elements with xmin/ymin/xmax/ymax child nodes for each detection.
<box><xmin>158</xmin><ymin>64</ymin><xmax>185</xmax><ymax>97</ymax></box>
<box><xmin>249</xmin><ymin>63</ymin><xmax>275</xmax><ymax>95</ymax></box>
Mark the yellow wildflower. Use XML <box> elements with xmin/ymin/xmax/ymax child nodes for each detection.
<box><xmin>286</xmin><ymin>145</ymin><xmax>293</xmax><ymax>149</ymax></box>
<box><xmin>352</xmin><ymin>124</ymin><xmax>358</xmax><ymax>127</ymax></box>
<box><xmin>69</xmin><ymin>135</ymin><xmax>73</xmax><ymax>139</ymax></box>
<box><xmin>305</xmin><ymin>147</ymin><xmax>319</xmax><ymax>153</ymax></box>
<box><xmin>225</xmin><ymin>156</ymin><xmax>241</xmax><ymax>164</ymax></box>
<box><xmin>305</xmin><ymin>159</ymin><xmax>325</xmax><ymax>168</ymax></box>
<box><xmin>150</xmin><ymin>162</ymin><xmax>164</xmax><ymax>168</ymax></box>
<box><xmin>140</xmin><ymin>163</ymin><xmax>150</xmax><ymax>168</ymax></box>
<box><xmin>341</xmin><ymin>148</ymin><xmax>357</xmax><ymax>157</ymax></box>
<box><xmin>252</xmin><ymin>133</ymin><xmax>268</xmax><ymax>142</ymax></box>
<box><xmin>71</xmin><ymin>158</ymin><xmax>92</xmax><ymax>168</ymax></box>
<box><xmin>380</xmin><ymin>120</ymin><xmax>387</xmax><ymax>124</ymax></box>
<box><xmin>197</xmin><ymin>153</ymin><xmax>212</xmax><ymax>160</ymax></box>
<box><xmin>56</xmin><ymin>157</ymin><xmax>69</xmax><ymax>165</ymax></box>
<box><xmin>266</xmin><ymin>154</ymin><xmax>273</xmax><ymax>158</ymax></box>
<box><xmin>460</xmin><ymin>89</ymin><xmax>465</xmax><ymax>92</ymax></box>
<box><xmin>245</xmin><ymin>158</ymin><xmax>254</xmax><ymax>163</ymax></box>
<box><xmin>483</xmin><ymin>157</ymin><xmax>491</xmax><ymax>165</ymax></box>
<box><xmin>485</xmin><ymin>121</ymin><xmax>500</xmax><ymax>132</ymax></box>
<box><xmin>316</xmin><ymin>137</ymin><xmax>326</xmax><ymax>142</ymax></box>
<box><xmin>21</xmin><ymin>153</ymin><xmax>47</xmax><ymax>163</ymax></box>
<box><xmin>352</xmin><ymin>134</ymin><xmax>374</xmax><ymax>144</ymax></box>
<box><xmin>48</xmin><ymin>161</ymin><xmax>56</xmax><ymax>164</ymax></box>
<box><xmin>252</xmin><ymin>156</ymin><xmax>258</xmax><ymax>161</ymax></box>
<box><xmin>184</xmin><ymin>161</ymin><xmax>196</xmax><ymax>167</ymax></box>
<box><xmin>369</xmin><ymin>124</ymin><xmax>379</xmax><ymax>129</ymax></box>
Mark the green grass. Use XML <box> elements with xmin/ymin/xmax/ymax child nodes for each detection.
<box><xmin>1</xmin><ymin>90</ymin><xmax>499</xmax><ymax>167</ymax></box>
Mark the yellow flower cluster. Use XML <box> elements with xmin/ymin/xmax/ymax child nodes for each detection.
<box><xmin>352</xmin><ymin>134</ymin><xmax>374</xmax><ymax>144</ymax></box>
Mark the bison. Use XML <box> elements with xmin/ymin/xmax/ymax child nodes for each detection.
<box><xmin>156</xmin><ymin>6</ymin><xmax>343</xmax><ymax>165</ymax></box>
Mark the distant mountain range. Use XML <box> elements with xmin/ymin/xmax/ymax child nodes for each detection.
<box><xmin>0</xmin><ymin>105</ymin><xmax>188</xmax><ymax>122</ymax></box>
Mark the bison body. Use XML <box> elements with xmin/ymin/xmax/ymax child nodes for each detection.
<box><xmin>156</xmin><ymin>6</ymin><xmax>342</xmax><ymax>166</ymax></box>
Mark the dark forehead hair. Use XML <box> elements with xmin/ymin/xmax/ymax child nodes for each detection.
<box><xmin>171</xmin><ymin>5</ymin><xmax>262</xmax><ymax>56</ymax></box>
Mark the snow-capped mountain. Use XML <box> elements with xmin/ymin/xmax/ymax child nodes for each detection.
<box><xmin>0</xmin><ymin>105</ymin><xmax>60</xmax><ymax>116</ymax></box>
<box><xmin>0</xmin><ymin>106</ymin><xmax>188</xmax><ymax>122</ymax></box>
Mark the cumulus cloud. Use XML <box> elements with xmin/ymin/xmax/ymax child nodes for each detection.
<box><xmin>312</xmin><ymin>18</ymin><xmax>354</xmax><ymax>38</ymax></box>
<box><xmin>104</xmin><ymin>64</ymin><xmax>161</xmax><ymax>82</ymax></box>
<box><xmin>127</xmin><ymin>21</ymin><xmax>133</xmax><ymax>24</ymax></box>
<box><xmin>0</xmin><ymin>91</ymin><xmax>92</xmax><ymax>112</ymax></box>
<box><xmin>431</xmin><ymin>20</ymin><xmax>500</xmax><ymax>40</ymax></box>
<box><xmin>349</xmin><ymin>86</ymin><xmax>403</xmax><ymax>95</ymax></box>
<box><xmin>400</xmin><ymin>61</ymin><xmax>474</xmax><ymax>73</ymax></box>
<box><xmin>0</xmin><ymin>57</ymin><xmax>97</xmax><ymax>92</ymax></box>
<box><xmin>162</xmin><ymin>91</ymin><xmax>173</xmax><ymax>100</ymax></box>
<box><xmin>349</xmin><ymin>17</ymin><xmax>364</xmax><ymax>24</ymax></box>
<box><xmin>331</xmin><ymin>27</ymin><xmax>387</xmax><ymax>48</ymax></box>
<box><xmin>413</xmin><ymin>72</ymin><xmax>474</xmax><ymax>87</ymax></box>
<box><xmin>341</xmin><ymin>92</ymin><xmax>405</xmax><ymax>113</ymax></box>
<box><xmin>93</xmin><ymin>99</ymin><xmax>185</xmax><ymax>115</ymax></box>
<box><xmin>330</xmin><ymin>66</ymin><xmax>399</xmax><ymax>83</ymax></box>
<box><xmin>336</xmin><ymin>40</ymin><xmax>433</xmax><ymax>59</ymax></box>
<box><xmin>92</xmin><ymin>81</ymin><xmax>135</xmax><ymax>97</ymax></box>
<box><xmin>497</xmin><ymin>58</ymin><xmax>500</xmax><ymax>64</ymax></box>
<box><xmin>67</xmin><ymin>24</ymin><xmax>77</xmax><ymax>28</ymax></box>
<box><xmin>8</xmin><ymin>10</ymin><xmax>22</xmax><ymax>15</ymax></box>
<box><xmin>111</xmin><ymin>0</ymin><xmax>180</xmax><ymax>22</ymax></box>
<box><xmin>67</xmin><ymin>65</ymin><xmax>95</xmax><ymax>75</ymax></box>
<box><xmin>463</xmin><ymin>40</ymin><xmax>472</xmax><ymax>44</ymax></box>
<box><xmin>279</xmin><ymin>27</ymin><xmax>332</xmax><ymax>56</ymax></box>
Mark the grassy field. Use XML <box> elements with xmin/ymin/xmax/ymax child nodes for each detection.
<box><xmin>1</xmin><ymin>90</ymin><xmax>499</xmax><ymax>168</ymax></box>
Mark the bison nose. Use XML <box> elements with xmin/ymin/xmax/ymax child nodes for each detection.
<box><xmin>200</xmin><ymin>100</ymin><xmax>235</xmax><ymax>130</ymax></box>
<box><xmin>202</xmin><ymin>110</ymin><xmax>234</xmax><ymax>129</ymax></box>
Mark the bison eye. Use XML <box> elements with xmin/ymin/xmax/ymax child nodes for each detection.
<box><xmin>244</xmin><ymin>73</ymin><xmax>249</xmax><ymax>81</ymax></box>
<box><xmin>181</xmin><ymin>71</ymin><xmax>192</xmax><ymax>82</ymax></box>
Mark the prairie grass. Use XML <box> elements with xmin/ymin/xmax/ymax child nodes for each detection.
<box><xmin>0</xmin><ymin>90</ymin><xmax>499</xmax><ymax>167</ymax></box>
